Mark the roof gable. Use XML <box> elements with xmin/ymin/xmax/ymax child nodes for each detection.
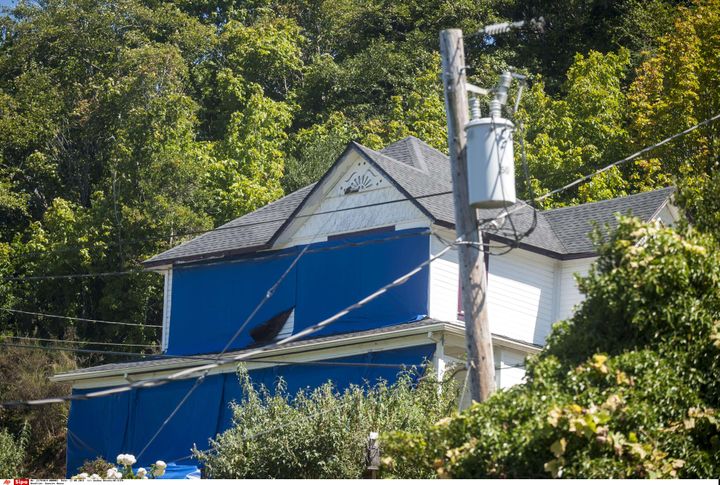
<box><xmin>273</xmin><ymin>144</ymin><xmax>432</xmax><ymax>247</ymax></box>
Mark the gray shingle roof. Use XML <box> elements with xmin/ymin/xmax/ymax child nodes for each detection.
<box><xmin>542</xmin><ymin>187</ymin><xmax>675</xmax><ymax>254</ymax></box>
<box><xmin>144</xmin><ymin>184</ymin><xmax>315</xmax><ymax>266</ymax></box>
<box><xmin>143</xmin><ymin>137</ymin><xmax>675</xmax><ymax>267</ymax></box>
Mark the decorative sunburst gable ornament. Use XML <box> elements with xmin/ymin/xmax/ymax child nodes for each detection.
<box><xmin>338</xmin><ymin>162</ymin><xmax>383</xmax><ymax>195</ymax></box>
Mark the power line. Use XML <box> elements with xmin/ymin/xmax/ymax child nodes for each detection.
<box><xmin>2</xmin><ymin>227</ymin><xmax>433</xmax><ymax>282</ymax></box>
<box><xmin>10</xmin><ymin>190</ymin><xmax>454</xmax><ymax>261</ymax></box>
<box><xmin>1</xmin><ymin>229</ymin><xmax>443</xmax><ymax>360</ymax></box>
<box><xmin>0</xmin><ymin>342</ymin><xmax>162</xmax><ymax>359</ymax></box>
<box><xmin>489</xmin><ymin>113</ymin><xmax>720</xmax><ymax>224</ymax></box>
<box><xmin>534</xmin><ymin>112</ymin><xmax>720</xmax><ymax>204</ymax></box>
<box><xmin>2</xmin><ymin>268</ymin><xmax>148</xmax><ymax>282</ymax></box>
<box><xmin>3</xmin><ymin>336</ymin><xmax>157</xmax><ymax>349</ymax></box>
<box><xmin>7</xmin><ymin>112</ymin><xmax>717</xmax><ymax>283</ymax></box>
<box><xmin>0</xmin><ymin>342</ymin><xmax>427</xmax><ymax>370</ymax></box>
<box><xmin>0</xmin><ymin>308</ymin><xmax>162</xmax><ymax>328</ymax></box>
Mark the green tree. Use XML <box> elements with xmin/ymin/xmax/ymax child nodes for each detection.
<box><xmin>518</xmin><ymin>49</ymin><xmax>632</xmax><ymax>206</ymax></box>
<box><xmin>627</xmin><ymin>0</ymin><xmax>720</xmax><ymax>235</ymax></box>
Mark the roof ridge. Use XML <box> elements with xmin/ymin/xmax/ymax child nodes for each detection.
<box><xmin>542</xmin><ymin>186</ymin><xmax>675</xmax><ymax>215</ymax></box>
<box><xmin>539</xmin><ymin>209</ymin><xmax>570</xmax><ymax>253</ymax></box>
<box><xmin>406</xmin><ymin>137</ymin><xmax>428</xmax><ymax>173</ymax></box>
<box><xmin>358</xmin><ymin>142</ymin><xmax>448</xmax><ymax>180</ymax></box>
<box><xmin>408</xmin><ymin>135</ymin><xmax>448</xmax><ymax>156</ymax></box>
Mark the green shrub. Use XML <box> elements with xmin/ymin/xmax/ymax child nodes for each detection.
<box><xmin>77</xmin><ymin>457</ymin><xmax>113</xmax><ymax>477</ymax></box>
<box><xmin>383</xmin><ymin>218</ymin><xmax>720</xmax><ymax>478</ymax></box>
<box><xmin>0</xmin><ymin>424</ymin><xmax>29</xmax><ymax>477</ymax></box>
<box><xmin>0</xmin><ymin>346</ymin><xmax>75</xmax><ymax>477</ymax></box>
<box><xmin>196</xmin><ymin>367</ymin><xmax>458</xmax><ymax>478</ymax></box>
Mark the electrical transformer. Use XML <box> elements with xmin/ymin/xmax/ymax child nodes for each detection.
<box><xmin>465</xmin><ymin>116</ymin><xmax>516</xmax><ymax>209</ymax></box>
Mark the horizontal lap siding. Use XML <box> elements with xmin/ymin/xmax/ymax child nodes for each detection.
<box><xmin>488</xmin><ymin>248</ymin><xmax>556</xmax><ymax>345</ymax></box>
<box><xmin>557</xmin><ymin>257</ymin><xmax>595</xmax><ymax>321</ymax></box>
<box><xmin>429</xmin><ymin>236</ymin><xmax>460</xmax><ymax>322</ymax></box>
<box><xmin>497</xmin><ymin>347</ymin><xmax>527</xmax><ymax>389</ymax></box>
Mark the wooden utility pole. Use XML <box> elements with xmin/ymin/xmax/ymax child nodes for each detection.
<box><xmin>439</xmin><ymin>29</ymin><xmax>496</xmax><ymax>402</ymax></box>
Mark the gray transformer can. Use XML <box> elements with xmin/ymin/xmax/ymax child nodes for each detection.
<box><xmin>465</xmin><ymin>117</ymin><xmax>516</xmax><ymax>209</ymax></box>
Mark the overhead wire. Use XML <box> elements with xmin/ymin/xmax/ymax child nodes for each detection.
<box><xmin>496</xmin><ymin>111</ymin><xmax>720</xmax><ymax>223</ymax></box>
<box><xmin>0</xmin><ymin>228</ymin><xmax>437</xmax><ymax>343</ymax></box>
<box><xmin>0</xmin><ymin>341</ymin><xmax>430</xmax><ymax>370</ymax></box>
<box><xmin>2</xmin><ymin>336</ymin><xmax>157</xmax><ymax>349</ymax></box>
<box><xmin>0</xmin><ymin>307</ymin><xmax>162</xmax><ymax>328</ymax></box>
<box><xmin>7</xmin><ymin>112</ymin><xmax>718</xmax><ymax>284</ymax></box>
<box><xmin>8</xmin><ymin>190</ymin><xmax>454</xmax><ymax>261</ymax></box>
<box><xmin>534</xmin><ymin>112</ymin><xmax>720</xmax><ymax>204</ymax></box>
<box><xmin>1</xmin><ymin>225</ymin><xmax>434</xmax><ymax>283</ymax></box>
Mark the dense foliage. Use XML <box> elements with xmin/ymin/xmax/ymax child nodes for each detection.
<box><xmin>0</xmin><ymin>0</ymin><xmax>719</xmax><ymax>477</ymax></box>
<box><xmin>0</xmin><ymin>424</ymin><xmax>28</xmax><ymax>477</ymax></box>
<box><xmin>2</xmin><ymin>0</ymin><xmax>716</xmax><ymax>361</ymax></box>
<box><xmin>0</xmin><ymin>346</ymin><xmax>74</xmax><ymax>476</ymax></box>
<box><xmin>196</xmin><ymin>368</ymin><xmax>458</xmax><ymax>478</ymax></box>
<box><xmin>383</xmin><ymin>218</ymin><xmax>720</xmax><ymax>478</ymax></box>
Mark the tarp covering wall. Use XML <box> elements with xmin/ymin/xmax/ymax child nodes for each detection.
<box><xmin>168</xmin><ymin>228</ymin><xmax>430</xmax><ymax>355</ymax></box>
<box><xmin>66</xmin><ymin>344</ymin><xmax>435</xmax><ymax>475</ymax></box>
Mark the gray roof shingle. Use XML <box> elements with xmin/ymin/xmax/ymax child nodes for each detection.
<box><xmin>542</xmin><ymin>187</ymin><xmax>675</xmax><ymax>254</ymax></box>
<box><xmin>144</xmin><ymin>184</ymin><xmax>315</xmax><ymax>266</ymax></box>
<box><xmin>143</xmin><ymin>137</ymin><xmax>674</xmax><ymax>267</ymax></box>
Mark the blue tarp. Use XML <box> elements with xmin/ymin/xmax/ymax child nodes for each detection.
<box><xmin>168</xmin><ymin>228</ymin><xmax>430</xmax><ymax>355</ymax></box>
<box><xmin>66</xmin><ymin>344</ymin><xmax>435</xmax><ymax>476</ymax></box>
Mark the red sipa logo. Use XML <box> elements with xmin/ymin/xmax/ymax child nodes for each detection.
<box><xmin>3</xmin><ymin>479</ymin><xmax>12</xmax><ymax>485</ymax></box>
<box><xmin>15</xmin><ymin>479</ymin><xmax>29</xmax><ymax>485</ymax></box>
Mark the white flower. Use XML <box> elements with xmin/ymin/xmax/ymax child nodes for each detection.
<box><xmin>137</xmin><ymin>467</ymin><xmax>147</xmax><ymax>478</ymax></box>
<box><xmin>89</xmin><ymin>474</ymin><xmax>101</xmax><ymax>480</ymax></box>
<box><xmin>154</xmin><ymin>468</ymin><xmax>165</xmax><ymax>477</ymax></box>
<box><xmin>117</xmin><ymin>453</ymin><xmax>137</xmax><ymax>466</ymax></box>
<box><xmin>155</xmin><ymin>460</ymin><xmax>166</xmax><ymax>469</ymax></box>
<box><xmin>106</xmin><ymin>468</ymin><xmax>118</xmax><ymax>479</ymax></box>
<box><xmin>113</xmin><ymin>471</ymin><xmax>123</xmax><ymax>479</ymax></box>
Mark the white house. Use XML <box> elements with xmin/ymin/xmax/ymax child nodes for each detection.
<box><xmin>54</xmin><ymin>135</ymin><xmax>677</xmax><ymax>474</ymax></box>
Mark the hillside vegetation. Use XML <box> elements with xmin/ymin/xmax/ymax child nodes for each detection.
<box><xmin>0</xmin><ymin>0</ymin><xmax>719</xmax><ymax>476</ymax></box>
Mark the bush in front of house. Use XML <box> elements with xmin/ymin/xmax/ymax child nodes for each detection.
<box><xmin>195</xmin><ymin>367</ymin><xmax>458</xmax><ymax>478</ymax></box>
<box><xmin>381</xmin><ymin>217</ymin><xmax>720</xmax><ymax>478</ymax></box>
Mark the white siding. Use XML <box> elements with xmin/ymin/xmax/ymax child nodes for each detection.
<box><xmin>496</xmin><ymin>347</ymin><xmax>527</xmax><ymax>389</ymax></box>
<box><xmin>655</xmin><ymin>204</ymin><xmax>679</xmax><ymax>227</ymax></box>
<box><xmin>555</xmin><ymin>257</ymin><xmax>594</xmax><ymax>322</ymax></box>
<box><xmin>428</xmin><ymin>235</ymin><xmax>460</xmax><ymax>322</ymax></box>
<box><xmin>487</xmin><ymin>247</ymin><xmax>556</xmax><ymax>345</ymax></box>
<box><xmin>276</xmin><ymin>152</ymin><xmax>429</xmax><ymax>248</ymax></box>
